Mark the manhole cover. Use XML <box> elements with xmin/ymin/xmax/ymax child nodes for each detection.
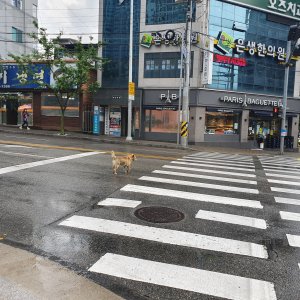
<box><xmin>134</xmin><ymin>206</ymin><xmax>184</xmax><ymax>223</ymax></box>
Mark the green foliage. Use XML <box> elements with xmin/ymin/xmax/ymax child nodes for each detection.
<box><xmin>8</xmin><ymin>21</ymin><xmax>106</xmax><ymax>134</ymax></box>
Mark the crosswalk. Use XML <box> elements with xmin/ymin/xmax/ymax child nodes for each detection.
<box><xmin>57</xmin><ymin>151</ymin><xmax>300</xmax><ymax>300</ymax></box>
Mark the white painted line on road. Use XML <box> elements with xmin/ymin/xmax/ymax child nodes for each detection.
<box><xmin>0</xmin><ymin>152</ymin><xmax>101</xmax><ymax>175</ymax></box>
<box><xmin>163</xmin><ymin>165</ymin><xmax>256</xmax><ymax>178</ymax></box>
<box><xmin>1</xmin><ymin>144</ymin><xmax>33</xmax><ymax>148</ymax></box>
<box><xmin>152</xmin><ymin>170</ymin><xmax>257</xmax><ymax>185</ymax></box>
<box><xmin>195</xmin><ymin>210</ymin><xmax>267</xmax><ymax>229</ymax></box>
<box><xmin>191</xmin><ymin>153</ymin><xmax>252</xmax><ymax>161</ymax></box>
<box><xmin>121</xmin><ymin>185</ymin><xmax>263</xmax><ymax>209</ymax></box>
<box><xmin>275</xmin><ymin>197</ymin><xmax>300</xmax><ymax>206</ymax></box>
<box><xmin>89</xmin><ymin>254</ymin><xmax>276</xmax><ymax>300</ymax></box>
<box><xmin>139</xmin><ymin>176</ymin><xmax>259</xmax><ymax>194</ymax></box>
<box><xmin>97</xmin><ymin>198</ymin><xmax>141</xmax><ymax>208</ymax></box>
<box><xmin>280</xmin><ymin>211</ymin><xmax>300</xmax><ymax>222</ymax></box>
<box><xmin>271</xmin><ymin>187</ymin><xmax>300</xmax><ymax>195</ymax></box>
<box><xmin>171</xmin><ymin>161</ymin><xmax>255</xmax><ymax>172</ymax></box>
<box><xmin>268</xmin><ymin>179</ymin><xmax>300</xmax><ymax>187</ymax></box>
<box><xmin>0</xmin><ymin>150</ymin><xmax>54</xmax><ymax>159</ymax></box>
<box><xmin>266</xmin><ymin>173</ymin><xmax>300</xmax><ymax>180</ymax></box>
<box><xmin>183</xmin><ymin>156</ymin><xmax>254</xmax><ymax>166</ymax></box>
<box><xmin>262</xmin><ymin>165</ymin><xmax>300</xmax><ymax>172</ymax></box>
<box><xmin>60</xmin><ymin>216</ymin><xmax>268</xmax><ymax>258</ymax></box>
<box><xmin>261</xmin><ymin>161</ymin><xmax>300</xmax><ymax>167</ymax></box>
<box><xmin>286</xmin><ymin>234</ymin><xmax>300</xmax><ymax>247</ymax></box>
<box><xmin>178</xmin><ymin>158</ymin><xmax>255</xmax><ymax>168</ymax></box>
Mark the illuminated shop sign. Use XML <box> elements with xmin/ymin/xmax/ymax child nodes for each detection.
<box><xmin>219</xmin><ymin>94</ymin><xmax>283</xmax><ymax>107</ymax></box>
<box><xmin>222</xmin><ymin>0</ymin><xmax>300</xmax><ymax>20</ymax></box>
<box><xmin>160</xmin><ymin>90</ymin><xmax>179</xmax><ymax>103</ymax></box>
<box><xmin>214</xmin><ymin>31</ymin><xmax>298</xmax><ymax>61</ymax></box>
<box><xmin>140</xmin><ymin>30</ymin><xmax>199</xmax><ymax>48</ymax></box>
<box><xmin>214</xmin><ymin>53</ymin><xmax>247</xmax><ymax>66</ymax></box>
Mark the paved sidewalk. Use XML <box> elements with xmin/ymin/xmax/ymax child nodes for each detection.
<box><xmin>0</xmin><ymin>243</ymin><xmax>123</xmax><ymax>300</ymax></box>
<box><xmin>0</xmin><ymin>125</ymin><xmax>299</xmax><ymax>157</ymax></box>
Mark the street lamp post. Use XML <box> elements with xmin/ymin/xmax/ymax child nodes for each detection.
<box><xmin>280</xmin><ymin>24</ymin><xmax>300</xmax><ymax>155</ymax></box>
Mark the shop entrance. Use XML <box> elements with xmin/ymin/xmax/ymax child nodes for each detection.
<box><xmin>6</xmin><ymin>100</ymin><xmax>18</xmax><ymax>125</ymax></box>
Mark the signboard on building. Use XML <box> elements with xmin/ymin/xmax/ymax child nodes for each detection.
<box><xmin>202</xmin><ymin>36</ymin><xmax>214</xmax><ymax>85</ymax></box>
<box><xmin>93</xmin><ymin>106</ymin><xmax>100</xmax><ymax>135</ymax></box>
<box><xmin>109</xmin><ymin>107</ymin><xmax>121</xmax><ymax>137</ymax></box>
<box><xmin>222</xmin><ymin>0</ymin><xmax>300</xmax><ymax>21</ymax></box>
<box><xmin>214</xmin><ymin>54</ymin><xmax>247</xmax><ymax>66</ymax></box>
<box><xmin>0</xmin><ymin>64</ymin><xmax>50</xmax><ymax>89</ymax></box>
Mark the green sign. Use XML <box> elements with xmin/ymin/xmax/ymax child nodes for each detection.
<box><xmin>215</xmin><ymin>31</ymin><xmax>235</xmax><ymax>54</ymax></box>
<box><xmin>223</xmin><ymin>0</ymin><xmax>300</xmax><ymax>20</ymax></box>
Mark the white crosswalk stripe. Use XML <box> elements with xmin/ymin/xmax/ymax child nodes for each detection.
<box><xmin>182</xmin><ymin>156</ymin><xmax>255</xmax><ymax>165</ymax></box>
<box><xmin>275</xmin><ymin>197</ymin><xmax>300</xmax><ymax>206</ymax></box>
<box><xmin>178</xmin><ymin>158</ymin><xmax>255</xmax><ymax>168</ymax></box>
<box><xmin>89</xmin><ymin>253</ymin><xmax>277</xmax><ymax>300</ymax></box>
<box><xmin>268</xmin><ymin>179</ymin><xmax>300</xmax><ymax>187</ymax></box>
<box><xmin>280</xmin><ymin>211</ymin><xmax>300</xmax><ymax>222</ymax></box>
<box><xmin>97</xmin><ymin>198</ymin><xmax>141</xmax><ymax>208</ymax></box>
<box><xmin>286</xmin><ymin>234</ymin><xmax>300</xmax><ymax>247</ymax></box>
<box><xmin>271</xmin><ymin>187</ymin><xmax>300</xmax><ymax>195</ymax></box>
<box><xmin>59</xmin><ymin>216</ymin><xmax>268</xmax><ymax>258</ymax></box>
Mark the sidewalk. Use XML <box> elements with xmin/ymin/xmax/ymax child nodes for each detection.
<box><xmin>0</xmin><ymin>242</ymin><xmax>123</xmax><ymax>300</ymax></box>
<box><xmin>0</xmin><ymin>125</ymin><xmax>299</xmax><ymax>157</ymax></box>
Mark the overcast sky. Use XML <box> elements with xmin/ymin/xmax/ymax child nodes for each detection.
<box><xmin>38</xmin><ymin>0</ymin><xmax>99</xmax><ymax>43</ymax></box>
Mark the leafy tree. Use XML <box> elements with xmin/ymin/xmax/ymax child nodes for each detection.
<box><xmin>9</xmin><ymin>21</ymin><xmax>105</xmax><ymax>135</ymax></box>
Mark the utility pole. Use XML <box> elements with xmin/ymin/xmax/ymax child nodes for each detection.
<box><xmin>126</xmin><ymin>0</ymin><xmax>134</xmax><ymax>141</ymax></box>
<box><xmin>181</xmin><ymin>0</ymin><xmax>193</xmax><ymax>148</ymax></box>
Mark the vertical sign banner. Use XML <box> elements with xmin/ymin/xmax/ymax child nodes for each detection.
<box><xmin>222</xmin><ymin>0</ymin><xmax>300</xmax><ymax>21</ymax></box>
<box><xmin>109</xmin><ymin>107</ymin><xmax>121</xmax><ymax>137</ymax></box>
<box><xmin>202</xmin><ymin>36</ymin><xmax>214</xmax><ymax>85</ymax></box>
<box><xmin>93</xmin><ymin>106</ymin><xmax>100</xmax><ymax>135</ymax></box>
<box><xmin>129</xmin><ymin>82</ymin><xmax>135</xmax><ymax>101</ymax></box>
<box><xmin>104</xmin><ymin>107</ymin><xmax>109</xmax><ymax>135</ymax></box>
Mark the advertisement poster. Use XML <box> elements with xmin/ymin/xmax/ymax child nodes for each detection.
<box><xmin>93</xmin><ymin>106</ymin><xmax>100</xmax><ymax>135</ymax></box>
<box><xmin>109</xmin><ymin>107</ymin><xmax>121</xmax><ymax>137</ymax></box>
<box><xmin>104</xmin><ymin>107</ymin><xmax>109</xmax><ymax>135</ymax></box>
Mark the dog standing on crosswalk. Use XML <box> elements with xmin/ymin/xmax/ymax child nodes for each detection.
<box><xmin>111</xmin><ymin>151</ymin><xmax>136</xmax><ymax>175</ymax></box>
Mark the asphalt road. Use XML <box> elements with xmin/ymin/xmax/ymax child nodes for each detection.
<box><xmin>0</xmin><ymin>131</ymin><xmax>300</xmax><ymax>300</ymax></box>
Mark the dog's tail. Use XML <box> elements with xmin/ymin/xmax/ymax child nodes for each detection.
<box><xmin>111</xmin><ymin>151</ymin><xmax>116</xmax><ymax>159</ymax></box>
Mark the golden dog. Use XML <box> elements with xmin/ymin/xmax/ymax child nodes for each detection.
<box><xmin>111</xmin><ymin>151</ymin><xmax>136</xmax><ymax>175</ymax></box>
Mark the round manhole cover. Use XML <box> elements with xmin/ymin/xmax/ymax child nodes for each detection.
<box><xmin>134</xmin><ymin>206</ymin><xmax>184</xmax><ymax>223</ymax></box>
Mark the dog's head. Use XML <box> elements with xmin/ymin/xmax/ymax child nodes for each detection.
<box><xmin>130</xmin><ymin>154</ymin><xmax>136</xmax><ymax>161</ymax></box>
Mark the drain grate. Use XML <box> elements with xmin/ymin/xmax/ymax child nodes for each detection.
<box><xmin>134</xmin><ymin>206</ymin><xmax>184</xmax><ymax>223</ymax></box>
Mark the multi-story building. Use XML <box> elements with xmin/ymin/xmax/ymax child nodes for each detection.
<box><xmin>0</xmin><ymin>0</ymin><xmax>38</xmax><ymax>59</ymax></box>
<box><xmin>98</xmin><ymin>0</ymin><xmax>300</xmax><ymax>148</ymax></box>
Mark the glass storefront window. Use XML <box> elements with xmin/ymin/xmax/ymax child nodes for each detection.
<box><xmin>205</xmin><ymin>111</ymin><xmax>240</xmax><ymax>135</ymax></box>
<box><xmin>145</xmin><ymin>109</ymin><xmax>177</xmax><ymax>133</ymax></box>
<box><xmin>41</xmin><ymin>93</ymin><xmax>79</xmax><ymax>117</ymax></box>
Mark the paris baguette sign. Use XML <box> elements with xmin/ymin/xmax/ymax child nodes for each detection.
<box><xmin>223</xmin><ymin>0</ymin><xmax>300</xmax><ymax>20</ymax></box>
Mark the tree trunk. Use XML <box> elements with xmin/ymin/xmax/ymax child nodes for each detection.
<box><xmin>60</xmin><ymin>108</ymin><xmax>65</xmax><ymax>135</ymax></box>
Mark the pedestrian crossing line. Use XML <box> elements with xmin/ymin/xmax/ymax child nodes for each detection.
<box><xmin>183</xmin><ymin>156</ymin><xmax>255</xmax><ymax>166</ymax></box>
<box><xmin>195</xmin><ymin>209</ymin><xmax>267</xmax><ymax>229</ymax></box>
<box><xmin>139</xmin><ymin>176</ymin><xmax>259</xmax><ymax>194</ymax></box>
<box><xmin>262</xmin><ymin>165</ymin><xmax>300</xmax><ymax>172</ymax></box>
<box><xmin>268</xmin><ymin>179</ymin><xmax>300</xmax><ymax>187</ymax></box>
<box><xmin>121</xmin><ymin>185</ymin><xmax>263</xmax><ymax>209</ymax></box>
<box><xmin>152</xmin><ymin>170</ymin><xmax>257</xmax><ymax>185</ymax></box>
<box><xmin>191</xmin><ymin>153</ymin><xmax>252</xmax><ymax>161</ymax></box>
<box><xmin>171</xmin><ymin>161</ymin><xmax>256</xmax><ymax>172</ymax></box>
<box><xmin>97</xmin><ymin>198</ymin><xmax>141</xmax><ymax>208</ymax></box>
<box><xmin>275</xmin><ymin>197</ymin><xmax>300</xmax><ymax>206</ymax></box>
<box><xmin>89</xmin><ymin>253</ymin><xmax>277</xmax><ymax>300</ymax></box>
<box><xmin>266</xmin><ymin>173</ymin><xmax>300</xmax><ymax>180</ymax></box>
<box><xmin>271</xmin><ymin>187</ymin><xmax>300</xmax><ymax>195</ymax></box>
<box><xmin>261</xmin><ymin>161</ymin><xmax>300</xmax><ymax>167</ymax></box>
<box><xmin>286</xmin><ymin>234</ymin><xmax>300</xmax><ymax>247</ymax></box>
<box><xmin>163</xmin><ymin>165</ymin><xmax>257</xmax><ymax>178</ymax></box>
<box><xmin>280</xmin><ymin>211</ymin><xmax>300</xmax><ymax>222</ymax></box>
<box><xmin>59</xmin><ymin>215</ymin><xmax>268</xmax><ymax>258</ymax></box>
<box><xmin>178</xmin><ymin>158</ymin><xmax>255</xmax><ymax>168</ymax></box>
<box><xmin>265</xmin><ymin>168</ymin><xmax>300</xmax><ymax>175</ymax></box>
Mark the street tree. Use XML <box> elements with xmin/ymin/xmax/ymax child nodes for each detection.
<box><xmin>9</xmin><ymin>21</ymin><xmax>105</xmax><ymax>135</ymax></box>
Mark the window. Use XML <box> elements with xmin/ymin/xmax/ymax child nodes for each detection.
<box><xmin>144</xmin><ymin>52</ymin><xmax>193</xmax><ymax>78</ymax></box>
<box><xmin>12</xmin><ymin>0</ymin><xmax>22</xmax><ymax>9</ymax></box>
<box><xmin>145</xmin><ymin>109</ymin><xmax>177</xmax><ymax>133</ymax></box>
<box><xmin>41</xmin><ymin>93</ymin><xmax>79</xmax><ymax>117</ymax></box>
<box><xmin>12</xmin><ymin>27</ymin><xmax>23</xmax><ymax>43</ymax></box>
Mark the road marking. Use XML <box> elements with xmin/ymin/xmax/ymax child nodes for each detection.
<box><xmin>163</xmin><ymin>165</ymin><xmax>256</xmax><ymax>178</ymax></box>
<box><xmin>191</xmin><ymin>153</ymin><xmax>253</xmax><ymax>161</ymax></box>
<box><xmin>60</xmin><ymin>216</ymin><xmax>267</xmax><ymax>258</ymax></box>
<box><xmin>178</xmin><ymin>158</ymin><xmax>255</xmax><ymax>168</ymax></box>
<box><xmin>266</xmin><ymin>173</ymin><xmax>300</xmax><ymax>180</ymax></box>
<box><xmin>1</xmin><ymin>144</ymin><xmax>33</xmax><ymax>148</ymax></box>
<box><xmin>271</xmin><ymin>187</ymin><xmax>300</xmax><ymax>195</ymax></box>
<box><xmin>286</xmin><ymin>234</ymin><xmax>300</xmax><ymax>247</ymax></box>
<box><xmin>139</xmin><ymin>176</ymin><xmax>259</xmax><ymax>194</ymax></box>
<box><xmin>268</xmin><ymin>179</ymin><xmax>300</xmax><ymax>187</ymax></box>
<box><xmin>275</xmin><ymin>197</ymin><xmax>300</xmax><ymax>206</ymax></box>
<box><xmin>97</xmin><ymin>198</ymin><xmax>141</xmax><ymax>208</ymax></box>
<box><xmin>0</xmin><ymin>152</ymin><xmax>101</xmax><ymax>175</ymax></box>
<box><xmin>89</xmin><ymin>253</ymin><xmax>276</xmax><ymax>300</ymax></box>
<box><xmin>121</xmin><ymin>185</ymin><xmax>263</xmax><ymax>209</ymax></box>
<box><xmin>183</xmin><ymin>156</ymin><xmax>254</xmax><ymax>166</ymax></box>
<box><xmin>262</xmin><ymin>165</ymin><xmax>300</xmax><ymax>172</ymax></box>
<box><xmin>262</xmin><ymin>161</ymin><xmax>300</xmax><ymax>167</ymax></box>
<box><xmin>0</xmin><ymin>150</ymin><xmax>54</xmax><ymax>159</ymax></box>
<box><xmin>280</xmin><ymin>211</ymin><xmax>300</xmax><ymax>222</ymax></box>
<box><xmin>171</xmin><ymin>161</ymin><xmax>255</xmax><ymax>172</ymax></box>
<box><xmin>195</xmin><ymin>210</ymin><xmax>267</xmax><ymax>229</ymax></box>
<box><xmin>152</xmin><ymin>170</ymin><xmax>257</xmax><ymax>185</ymax></box>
